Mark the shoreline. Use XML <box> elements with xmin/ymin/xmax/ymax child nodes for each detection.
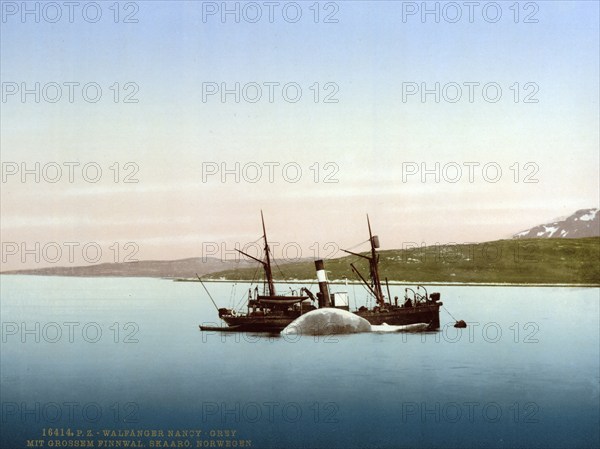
<box><xmin>178</xmin><ymin>278</ymin><xmax>599</xmax><ymax>288</ymax></box>
<box><xmin>1</xmin><ymin>273</ymin><xmax>597</xmax><ymax>288</ymax></box>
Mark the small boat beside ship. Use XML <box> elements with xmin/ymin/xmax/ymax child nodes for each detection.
<box><xmin>199</xmin><ymin>213</ymin><xmax>444</xmax><ymax>333</ymax></box>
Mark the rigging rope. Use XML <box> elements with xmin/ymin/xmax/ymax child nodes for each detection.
<box><xmin>272</xmin><ymin>251</ymin><xmax>288</xmax><ymax>280</ymax></box>
<box><xmin>234</xmin><ymin>263</ymin><xmax>260</xmax><ymax>312</ymax></box>
<box><xmin>442</xmin><ymin>305</ymin><xmax>460</xmax><ymax>322</ymax></box>
<box><xmin>345</xmin><ymin>238</ymin><xmax>371</xmax><ymax>252</ymax></box>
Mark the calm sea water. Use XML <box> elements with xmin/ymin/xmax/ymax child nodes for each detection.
<box><xmin>1</xmin><ymin>275</ymin><xmax>599</xmax><ymax>449</ymax></box>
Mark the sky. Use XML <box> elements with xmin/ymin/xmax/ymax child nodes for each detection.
<box><xmin>1</xmin><ymin>0</ymin><xmax>599</xmax><ymax>270</ymax></box>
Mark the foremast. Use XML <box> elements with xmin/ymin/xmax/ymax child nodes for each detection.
<box><xmin>259</xmin><ymin>210</ymin><xmax>277</xmax><ymax>296</ymax></box>
<box><xmin>236</xmin><ymin>210</ymin><xmax>276</xmax><ymax>297</ymax></box>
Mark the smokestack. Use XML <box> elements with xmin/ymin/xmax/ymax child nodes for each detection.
<box><xmin>314</xmin><ymin>259</ymin><xmax>331</xmax><ymax>308</ymax></box>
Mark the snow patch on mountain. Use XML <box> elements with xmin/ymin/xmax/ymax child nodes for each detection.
<box><xmin>513</xmin><ymin>208</ymin><xmax>599</xmax><ymax>239</ymax></box>
<box><xmin>580</xmin><ymin>210</ymin><xmax>598</xmax><ymax>222</ymax></box>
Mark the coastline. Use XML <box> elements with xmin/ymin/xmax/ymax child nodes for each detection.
<box><xmin>175</xmin><ymin>277</ymin><xmax>600</xmax><ymax>288</ymax></box>
<box><xmin>0</xmin><ymin>272</ymin><xmax>598</xmax><ymax>287</ymax></box>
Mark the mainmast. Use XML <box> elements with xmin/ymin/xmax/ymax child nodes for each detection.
<box><xmin>261</xmin><ymin>210</ymin><xmax>276</xmax><ymax>297</ymax></box>
<box><xmin>342</xmin><ymin>215</ymin><xmax>386</xmax><ymax>307</ymax></box>
<box><xmin>367</xmin><ymin>215</ymin><xmax>385</xmax><ymax>306</ymax></box>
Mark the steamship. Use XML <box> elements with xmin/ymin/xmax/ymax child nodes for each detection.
<box><xmin>199</xmin><ymin>213</ymin><xmax>442</xmax><ymax>332</ymax></box>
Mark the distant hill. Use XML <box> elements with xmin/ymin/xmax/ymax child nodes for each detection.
<box><xmin>205</xmin><ymin>238</ymin><xmax>600</xmax><ymax>285</ymax></box>
<box><xmin>514</xmin><ymin>208</ymin><xmax>599</xmax><ymax>239</ymax></box>
<box><xmin>3</xmin><ymin>239</ymin><xmax>598</xmax><ymax>286</ymax></box>
<box><xmin>0</xmin><ymin>257</ymin><xmax>255</xmax><ymax>278</ymax></box>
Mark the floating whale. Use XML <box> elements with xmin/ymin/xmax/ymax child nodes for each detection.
<box><xmin>281</xmin><ymin>308</ymin><xmax>371</xmax><ymax>336</ymax></box>
<box><xmin>281</xmin><ymin>308</ymin><xmax>429</xmax><ymax>336</ymax></box>
<box><xmin>371</xmin><ymin>322</ymin><xmax>430</xmax><ymax>333</ymax></box>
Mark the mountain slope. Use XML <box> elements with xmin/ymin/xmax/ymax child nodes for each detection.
<box><xmin>206</xmin><ymin>238</ymin><xmax>600</xmax><ymax>285</ymax></box>
<box><xmin>514</xmin><ymin>208</ymin><xmax>599</xmax><ymax>239</ymax></box>
<box><xmin>3</xmin><ymin>239</ymin><xmax>598</xmax><ymax>285</ymax></box>
<box><xmin>0</xmin><ymin>257</ymin><xmax>256</xmax><ymax>278</ymax></box>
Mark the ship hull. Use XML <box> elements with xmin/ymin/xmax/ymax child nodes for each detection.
<box><xmin>218</xmin><ymin>303</ymin><xmax>441</xmax><ymax>332</ymax></box>
<box><xmin>221</xmin><ymin>313</ymin><xmax>300</xmax><ymax>332</ymax></box>
<box><xmin>355</xmin><ymin>303</ymin><xmax>441</xmax><ymax>329</ymax></box>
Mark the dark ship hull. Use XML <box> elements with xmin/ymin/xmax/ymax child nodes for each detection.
<box><xmin>220</xmin><ymin>313</ymin><xmax>300</xmax><ymax>332</ymax></box>
<box><xmin>355</xmin><ymin>303</ymin><xmax>441</xmax><ymax>329</ymax></box>
<box><xmin>212</xmin><ymin>302</ymin><xmax>441</xmax><ymax>332</ymax></box>
<box><xmin>219</xmin><ymin>300</ymin><xmax>441</xmax><ymax>332</ymax></box>
<box><xmin>216</xmin><ymin>293</ymin><xmax>314</xmax><ymax>332</ymax></box>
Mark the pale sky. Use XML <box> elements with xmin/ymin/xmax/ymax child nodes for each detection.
<box><xmin>1</xmin><ymin>1</ymin><xmax>599</xmax><ymax>270</ymax></box>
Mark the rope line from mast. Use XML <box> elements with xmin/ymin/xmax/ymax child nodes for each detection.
<box><xmin>442</xmin><ymin>305</ymin><xmax>459</xmax><ymax>322</ymax></box>
<box><xmin>233</xmin><ymin>263</ymin><xmax>261</xmax><ymax>312</ymax></box>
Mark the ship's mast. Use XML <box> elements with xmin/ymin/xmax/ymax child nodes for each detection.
<box><xmin>341</xmin><ymin>215</ymin><xmax>386</xmax><ymax>307</ymax></box>
<box><xmin>261</xmin><ymin>210</ymin><xmax>276</xmax><ymax>297</ymax></box>
<box><xmin>367</xmin><ymin>215</ymin><xmax>385</xmax><ymax>306</ymax></box>
<box><xmin>235</xmin><ymin>211</ymin><xmax>277</xmax><ymax>297</ymax></box>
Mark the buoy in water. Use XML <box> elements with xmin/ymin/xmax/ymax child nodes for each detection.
<box><xmin>454</xmin><ymin>320</ymin><xmax>467</xmax><ymax>328</ymax></box>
